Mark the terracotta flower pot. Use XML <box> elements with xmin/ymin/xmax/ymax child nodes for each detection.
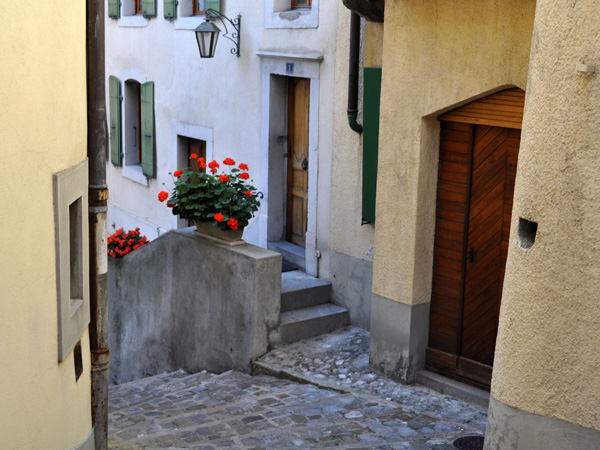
<box><xmin>193</xmin><ymin>221</ymin><xmax>245</xmax><ymax>245</ymax></box>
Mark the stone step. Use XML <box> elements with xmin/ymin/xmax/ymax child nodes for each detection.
<box><xmin>267</xmin><ymin>241</ymin><xmax>306</xmax><ymax>272</ymax></box>
<box><xmin>271</xmin><ymin>304</ymin><xmax>349</xmax><ymax>348</ymax></box>
<box><xmin>281</xmin><ymin>270</ymin><xmax>331</xmax><ymax>312</ymax></box>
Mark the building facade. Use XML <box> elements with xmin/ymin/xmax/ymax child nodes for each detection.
<box><xmin>349</xmin><ymin>0</ymin><xmax>600</xmax><ymax>448</ymax></box>
<box><xmin>0</xmin><ymin>1</ymin><xmax>95</xmax><ymax>448</ymax></box>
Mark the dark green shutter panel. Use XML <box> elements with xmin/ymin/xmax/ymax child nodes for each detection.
<box><xmin>362</xmin><ymin>67</ymin><xmax>382</xmax><ymax>224</ymax></box>
<box><xmin>164</xmin><ymin>0</ymin><xmax>177</xmax><ymax>19</ymax></box>
<box><xmin>143</xmin><ymin>0</ymin><xmax>157</xmax><ymax>17</ymax></box>
<box><xmin>108</xmin><ymin>0</ymin><xmax>120</xmax><ymax>18</ymax></box>
<box><xmin>109</xmin><ymin>76</ymin><xmax>122</xmax><ymax>166</ymax></box>
<box><xmin>140</xmin><ymin>81</ymin><xmax>155</xmax><ymax>178</ymax></box>
<box><xmin>205</xmin><ymin>0</ymin><xmax>220</xmax><ymax>18</ymax></box>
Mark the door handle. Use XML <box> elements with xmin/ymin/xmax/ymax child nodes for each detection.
<box><xmin>301</xmin><ymin>157</ymin><xmax>308</xmax><ymax>171</ymax></box>
<box><xmin>469</xmin><ymin>247</ymin><xmax>476</xmax><ymax>263</ymax></box>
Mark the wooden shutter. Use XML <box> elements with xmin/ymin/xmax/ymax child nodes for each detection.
<box><xmin>143</xmin><ymin>0</ymin><xmax>157</xmax><ymax>18</ymax></box>
<box><xmin>109</xmin><ymin>76</ymin><xmax>122</xmax><ymax>166</ymax></box>
<box><xmin>164</xmin><ymin>0</ymin><xmax>177</xmax><ymax>19</ymax></box>
<box><xmin>108</xmin><ymin>0</ymin><xmax>121</xmax><ymax>18</ymax></box>
<box><xmin>362</xmin><ymin>67</ymin><xmax>382</xmax><ymax>224</ymax></box>
<box><xmin>205</xmin><ymin>0</ymin><xmax>220</xmax><ymax>18</ymax></box>
<box><xmin>140</xmin><ymin>81</ymin><xmax>155</xmax><ymax>178</ymax></box>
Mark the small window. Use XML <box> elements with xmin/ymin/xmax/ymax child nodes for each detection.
<box><xmin>292</xmin><ymin>0</ymin><xmax>311</xmax><ymax>7</ymax></box>
<box><xmin>124</xmin><ymin>80</ymin><xmax>142</xmax><ymax>167</ymax></box>
<box><xmin>135</xmin><ymin>0</ymin><xmax>143</xmax><ymax>14</ymax></box>
<box><xmin>193</xmin><ymin>0</ymin><xmax>206</xmax><ymax>15</ymax></box>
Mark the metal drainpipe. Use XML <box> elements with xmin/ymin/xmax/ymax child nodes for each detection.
<box><xmin>87</xmin><ymin>0</ymin><xmax>109</xmax><ymax>448</ymax></box>
<box><xmin>347</xmin><ymin>11</ymin><xmax>363</xmax><ymax>134</ymax></box>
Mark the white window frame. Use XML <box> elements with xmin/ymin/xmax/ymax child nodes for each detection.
<box><xmin>174</xmin><ymin>0</ymin><xmax>207</xmax><ymax>30</ymax></box>
<box><xmin>266</xmin><ymin>0</ymin><xmax>318</xmax><ymax>29</ymax></box>
<box><xmin>119</xmin><ymin>0</ymin><xmax>149</xmax><ymax>28</ymax></box>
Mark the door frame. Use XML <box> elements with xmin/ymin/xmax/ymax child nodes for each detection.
<box><xmin>258</xmin><ymin>52</ymin><xmax>323</xmax><ymax>276</ymax></box>
<box><xmin>426</xmin><ymin>88</ymin><xmax>525</xmax><ymax>388</ymax></box>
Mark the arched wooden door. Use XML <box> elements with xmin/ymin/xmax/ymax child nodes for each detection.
<box><xmin>426</xmin><ymin>88</ymin><xmax>524</xmax><ymax>389</ymax></box>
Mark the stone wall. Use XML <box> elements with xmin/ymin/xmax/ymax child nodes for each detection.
<box><xmin>108</xmin><ymin>229</ymin><xmax>281</xmax><ymax>384</ymax></box>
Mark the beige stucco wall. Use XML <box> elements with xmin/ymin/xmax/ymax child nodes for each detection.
<box><xmin>373</xmin><ymin>0</ymin><xmax>535</xmax><ymax>306</ymax></box>
<box><xmin>491</xmin><ymin>0</ymin><xmax>600</xmax><ymax>431</ymax></box>
<box><xmin>0</xmin><ymin>1</ymin><xmax>93</xmax><ymax>448</ymax></box>
<box><xmin>329</xmin><ymin>7</ymin><xmax>384</xmax><ymax>262</ymax></box>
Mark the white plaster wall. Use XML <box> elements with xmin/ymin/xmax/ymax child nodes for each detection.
<box><xmin>106</xmin><ymin>0</ymin><xmax>338</xmax><ymax>272</ymax></box>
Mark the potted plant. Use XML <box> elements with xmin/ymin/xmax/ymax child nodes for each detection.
<box><xmin>107</xmin><ymin>228</ymin><xmax>150</xmax><ymax>258</ymax></box>
<box><xmin>158</xmin><ymin>155</ymin><xmax>261</xmax><ymax>243</ymax></box>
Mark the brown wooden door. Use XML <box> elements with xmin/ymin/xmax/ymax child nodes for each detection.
<box><xmin>286</xmin><ymin>77</ymin><xmax>310</xmax><ymax>247</ymax></box>
<box><xmin>427</xmin><ymin>121</ymin><xmax>521</xmax><ymax>389</ymax></box>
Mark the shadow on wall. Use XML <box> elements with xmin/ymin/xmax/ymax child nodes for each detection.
<box><xmin>108</xmin><ymin>228</ymin><xmax>281</xmax><ymax>384</ymax></box>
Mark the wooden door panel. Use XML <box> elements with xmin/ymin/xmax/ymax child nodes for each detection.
<box><xmin>286</xmin><ymin>77</ymin><xmax>310</xmax><ymax>247</ymax></box>
<box><xmin>428</xmin><ymin>118</ymin><xmax>521</xmax><ymax>389</ymax></box>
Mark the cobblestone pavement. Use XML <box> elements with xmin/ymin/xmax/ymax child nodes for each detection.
<box><xmin>109</xmin><ymin>327</ymin><xmax>488</xmax><ymax>449</ymax></box>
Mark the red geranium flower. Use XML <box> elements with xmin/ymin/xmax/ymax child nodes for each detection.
<box><xmin>190</xmin><ymin>153</ymin><xmax>198</xmax><ymax>159</ymax></box>
<box><xmin>239</xmin><ymin>172</ymin><xmax>250</xmax><ymax>180</ymax></box>
<box><xmin>238</xmin><ymin>163</ymin><xmax>249</xmax><ymax>171</ymax></box>
<box><xmin>227</xmin><ymin>217</ymin><xmax>239</xmax><ymax>230</ymax></box>
<box><xmin>158</xmin><ymin>191</ymin><xmax>169</xmax><ymax>202</ymax></box>
<box><xmin>173</xmin><ymin>170</ymin><xmax>183</xmax><ymax>178</ymax></box>
<box><xmin>200</xmin><ymin>161</ymin><xmax>207</xmax><ymax>169</ymax></box>
<box><xmin>244</xmin><ymin>191</ymin><xmax>252</xmax><ymax>197</ymax></box>
<box><xmin>219</xmin><ymin>174</ymin><xmax>230</xmax><ymax>182</ymax></box>
<box><xmin>210</xmin><ymin>168</ymin><xmax>217</xmax><ymax>173</ymax></box>
<box><xmin>214</xmin><ymin>213</ymin><xmax>225</xmax><ymax>222</ymax></box>
<box><xmin>223</xmin><ymin>157</ymin><xmax>236</xmax><ymax>166</ymax></box>
<box><xmin>208</xmin><ymin>160</ymin><xmax>220</xmax><ymax>170</ymax></box>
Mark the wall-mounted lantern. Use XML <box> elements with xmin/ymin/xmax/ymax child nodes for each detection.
<box><xmin>195</xmin><ymin>9</ymin><xmax>241</xmax><ymax>58</ymax></box>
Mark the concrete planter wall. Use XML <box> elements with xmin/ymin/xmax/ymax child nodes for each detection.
<box><xmin>108</xmin><ymin>228</ymin><xmax>281</xmax><ymax>384</ymax></box>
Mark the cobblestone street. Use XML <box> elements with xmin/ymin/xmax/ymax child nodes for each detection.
<box><xmin>109</xmin><ymin>328</ymin><xmax>488</xmax><ymax>449</ymax></box>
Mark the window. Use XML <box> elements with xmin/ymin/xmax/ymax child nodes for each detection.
<box><xmin>266</xmin><ymin>0</ymin><xmax>318</xmax><ymax>29</ymax></box>
<box><xmin>174</xmin><ymin>0</ymin><xmax>220</xmax><ymax>29</ymax></box>
<box><xmin>108</xmin><ymin>0</ymin><xmax>156</xmax><ymax>23</ymax></box>
<box><xmin>193</xmin><ymin>0</ymin><xmax>206</xmax><ymax>15</ymax></box>
<box><xmin>135</xmin><ymin>0</ymin><xmax>143</xmax><ymax>15</ymax></box>
<box><xmin>292</xmin><ymin>0</ymin><xmax>311</xmax><ymax>7</ymax></box>
<box><xmin>108</xmin><ymin>75</ymin><xmax>156</xmax><ymax>183</ymax></box>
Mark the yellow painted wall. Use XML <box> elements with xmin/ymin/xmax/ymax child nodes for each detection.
<box><xmin>329</xmin><ymin>7</ymin><xmax>383</xmax><ymax>261</ymax></box>
<box><xmin>373</xmin><ymin>0</ymin><xmax>535</xmax><ymax>306</ymax></box>
<box><xmin>491</xmin><ymin>0</ymin><xmax>600</xmax><ymax>431</ymax></box>
<box><xmin>0</xmin><ymin>1</ymin><xmax>92</xmax><ymax>448</ymax></box>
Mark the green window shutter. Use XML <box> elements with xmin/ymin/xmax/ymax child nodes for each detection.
<box><xmin>164</xmin><ymin>0</ymin><xmax>177</xmax><ymax>19</ymax></box>
<box><xmin>205</xmin><ymin>0</ymin><xmax>220</xmax><ymax>18</ymax></box>
<box><xmin>108</xmin><ymin>0</ymin><xmax>121</xmax><ymax>18</ymax></box>
<box><xmin>362</xmin><ymin>67</ymin><xmax>382</xmax><ymax>224</ymax></box>
<box><xmin>143</xmin><ymin>0</ymin><xmax>157</xmax><ymax>18</ymax></box>
<box><xmin>109</xmin><ymin>76</ymin><xmax>122</xmax><ymax>166</ymax></box>
<box><xmin>140</xmin><ymin>81</ymin><xmax>155</xmax><ymax>178</ymax></box>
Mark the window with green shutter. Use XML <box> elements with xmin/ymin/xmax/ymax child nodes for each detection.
<box><xmin>143</xmin><ymin>0</ymin><xmax>157</xmax><ymax>17</ymax></box>
<box><xmin>362</xmin><ymin>67</ymin><xmax>382</xmax><ymax>224</ymax></box>
<box><xmin>109</xmin><ymin>76</ymin><xmax>123</xmax><ymax>166</ymax></box>
<box><xmin>140</xmin><ymin>82</ymin><xmax>155</xmax><ymax>178</ymax></box>
<box><xmin>164</xmin><ymin>0</ymin><xmax>177</xmax><ymax>19</ymax></box>
<box><xmin>108</xmin><ymin>0</ymin><xmax>121</xmax><ymax>18</ymax></box>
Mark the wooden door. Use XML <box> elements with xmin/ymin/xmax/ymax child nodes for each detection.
<box><xmin>427</xmin><ymin>92</ymin><xmax>523</xmax><ymax>388</ymax></box>
<box><xmin>286</xmin><ymin>77</ymin><xmax>310</xmax><ymax>247</ymax></box>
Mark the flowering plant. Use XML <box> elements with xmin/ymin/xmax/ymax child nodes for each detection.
<box><xmin>107</xmin><ymin>228</ymin><xmax>150</xmax><ymax>258</ymax></box>
<box><xmin>158</xmin><ymin>156</ymin><xmax>261</xmax><ymax>231</ymax></box>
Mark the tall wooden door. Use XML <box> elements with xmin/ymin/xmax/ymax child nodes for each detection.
<box><xmin>286</xmin><ymin>77</ymin><xmax>310</xmax><ymax>247</ymax></box>
<box><xmin>426</xmin><ymin>88</ymin><xmax>524</xmax><ymax>389</ymax></box>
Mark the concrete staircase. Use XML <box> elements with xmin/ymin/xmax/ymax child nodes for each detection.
<box><xmin>270</xmin><ymin>270</ymin><xmax>349</xmax><ymax>348</ymax></box>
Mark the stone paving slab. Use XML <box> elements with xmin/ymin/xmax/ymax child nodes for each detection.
<box><xmin>254</xmin><ymin>327</ymin><xmax>488</xmax><ymax>432</ymax></box>
<box><xmin>109</xmin><ymin>327</ymin><xmax>487</xmax><ymax>449</ymax></box>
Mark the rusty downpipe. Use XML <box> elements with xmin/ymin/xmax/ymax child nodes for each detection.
<box><xmin>87</xmin><ymin>0</ymin><xmax>109</xmax><ymax>447</ymax></box>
